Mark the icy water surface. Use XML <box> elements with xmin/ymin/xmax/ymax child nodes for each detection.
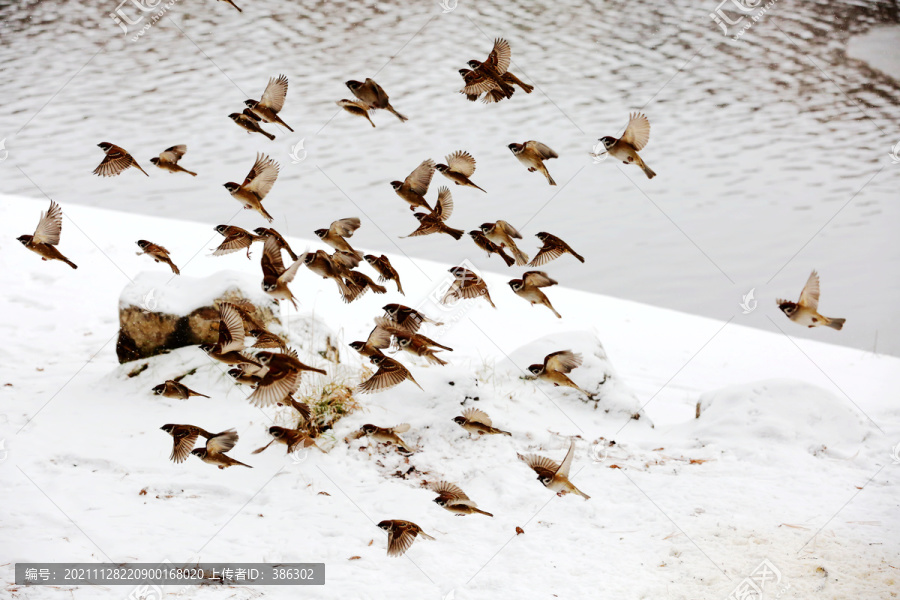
<box><xmin>0</xmin><ymin>0</ymin><xmax>898</xmax><ymax>354</ymax></box>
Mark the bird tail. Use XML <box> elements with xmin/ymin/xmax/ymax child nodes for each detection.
<box><xmin>183</xmin><ymin>168</ymin><xmax>198</xmax><ymax>177</ymax></box>
<box><xmin>574</xmin><ymin>487</ymin><xmax>590</xmax><ymax>500</ymax></box>
<box><xmin>389</xmin><ymin>106</ymin><xmax>409</xmax><ymax>122</ymax></box>
<box><xmin>259</xmin><ymin>205</ymin><xmax>274</xmax><ymax>223</ymax></box>
<box><xmin>135</xmin><ymin>162</ymin><xmax>150</xmax><ymax>177</ymax></box>
<box><xmin>234</xmin><ymin>458</ymin><xmax>253</xmax><ymax>468</ymax></box>
<box><xmin>543</xmin><ymin>167</ymin><xmax>556</xmax><ymax>186</ymax></box>
<box><xmin>483</xmin><ymin>289</ymin><xmax>497</xmax><ymax>309</ymax></box>
<box><xmin>445</xmin><ymin>226</ymin><xmax>464</xmax><ymax>241</ymax></box>
<box><xmin>641</xmin><ymin>160</ymin><xmax>656</xmax><ymax>179</ymax></box>
<box><xmin>63</xmin><ymin>257</ymin><xmax>78</xmax><ymax>269</ymax></box>
<box><xmin>498</xmin><ymin>429</ymin><xmax>513</xmax><ymax>437</ymax></box>
<box><xmin>168</xmin><ymin>261</ymin><xmax>180</xmax><ymax>275</ymax></box>
<box><xmin>227</xmin><ymin>0</ymin><xmax>243</xmax><ymax>10</ymax></box>
<box><xmin>473</xmin><ymin>507</ymin><xmax>494</xmax><ymax>517</ymax></box>
<box><xmin>366</xmin><ymin>115</ymin><xmax>376</xmax><ymax>128</ymax></box>
<box><xmin>510</xmin><ymin>244</ymin><xmax>529</xmax><ymax>266</ymax></box>
<box><xmin>277</xmin><ymin>117</ymin><xmax>294</xmax><ymax>132</ymax></box>
<box><xmin>548</xmin><ymin>303</ymin><xmax>562</xmax><ymax>319</ymax></box>
<box><xmin>193</xmin><ymin>391</ymin><xmax>211</xmax><ymax>398</ymax></box>
<box><xmin>395</xmin><ymin>279</ymin><xmax>405</xmax><ymax>295</ymax></box>
<box><xmin>572</xmin><ymin>250</ymin><xmax>585</xmax><ymax>263</ymax></box>
<box><xmin>372</xmin><ymin>282</ymin><xmax>388</xmax><ymax>295</ymax></box>
<box><xmin>499</xmin><ymin>250</ymin><xmax>515</xmax><ymax>267</ymax></box>
<box><xmin>262</xmin><ymin>129</ymin><xmax>275</xmax><ymax>141</ymax></box>
<box><xmin>471</xmin><ymin>182</ymin><xmax>487</xmax><ymax>193</ymax></box>
<box><xmin>425</xmin><ymin>353</ymin><xmax>448</xmax><ymax>366</ymax></box>
<box><xmin>826</xmin><ymin>317</ymin><xmax>846</xmax><ymax>331</ymax></box>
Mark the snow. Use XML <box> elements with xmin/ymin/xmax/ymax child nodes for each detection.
<box><xmin>1</xmin><ymin>194</ymin><xmax>898</xmax><ymax>599</ymax></box>
<box><xmin>847</xmin><ymin>25</ymin><xmax>900</xmax><ymax>82</ymax></box>
<box><xmin>120</xmin><ymin>270</ymin><xmax>275</xmax><ymax>315</ymax></box>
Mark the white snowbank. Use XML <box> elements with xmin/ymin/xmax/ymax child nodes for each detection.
<box><xmin>847</xmin><ymin>25</ymin><xmax>900</xmax><ymax>81</ymax></box>
<box><xmin>119</xmin><ymin>270</ymin><xmax>276</xmax><ymax>315</ymax></box>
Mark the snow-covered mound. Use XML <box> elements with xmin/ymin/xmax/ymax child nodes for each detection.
<box><xmin>119</xmin><ymin>270</ymin><xmax>274</xmax><ymax>315</ymax></box>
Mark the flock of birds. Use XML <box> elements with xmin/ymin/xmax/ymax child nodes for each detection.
<box><xmin>14</xmin><ymin>35</ymin><xmax>846</xmax><ymax>557</ymax></box>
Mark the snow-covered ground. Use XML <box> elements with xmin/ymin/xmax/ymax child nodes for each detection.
<box><xmin>2</xmin><ymin>195</ymin><xmax>898</xmax><ymax>599</ymax></box>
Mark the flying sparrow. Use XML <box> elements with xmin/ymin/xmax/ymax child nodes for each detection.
<box><xmin>377</xmin><ymin>520</ymin><xmax>434</xmax><ymax>557</ymax></box>
<box><xmin>453</xmin><ymin>407</ymin><xmax>511</xmax><ymax>437</ymax></box>
<box><xmin>93</xmin><ymin>142</ymin><xmax>148</xmax><ymax>177</ymax></box>
<box><xmin>212</xmin><ymin>225</ymin><xmax>261</xmax><ymax>259</ymax></box>
<box><xmin>228</xmin><ymin>108</ymin><xmax>275</xmax><ymax>140</ymax></box>
<box><xmin>136</xmin><ymin>240</ymin><xmax>180</xmax><ymax>274</ymax></box>
<box><xmin>518</xmin><ymin>439</ymin><xmax>590</xmax><ymax>499</ymax></box>
<box><xmin>253</xmin><ymin>227</ymin><xmax>298</xmax><ymax>261</ymax></box>
<box><xmin>529</xmin><ymin>232</ymin><xmax>584</xmax><ymax>266</ymax></box>
<box><xmin>198</xmin><ymin>302</ymin><xmax>260</xmax><ymax>367</ymax></box>
<box><xmin>152</xmin><ymin>380</ymin><xmax>209</xmax><ymax>400</ymax></box>
<box><xmin>228</xmin><ymin>366</ymin><xmax>263</xmax><ymax>387</ymax></box>
<box><xmin>248</xmin><ymin>350</ymin><xmax>326</xmax><ymax>407</ymax></box>
<box><xmin>314</xmin><ymin>217</ymin><xmax>362</xmax><ymax>258</ymax></box>
<box><xmin>777</xmin><ymin>270</ymin><xmax>845</xmax><ymax>330</ymax></box>
<box><xmin>301</xmin><ymin>250</ymin><xmax>353</xmax><ymax>297</ymax></box>
<box><xmin>149</xmin><ymin>144</ymin><xmax>196</xmax><ymax>176</ymax></box>
<box><xmin>468</xmin><ymin>230</ymin><xmax>514</xmax><ymax>267</ymax></box>
<box><xmin>508</xmin><ymin>271</ymin><xmax>561</xmax><ymax>318</ymax></box>
<box><xmin>336</xmin><ymin>99</ymin><xmax>376</xmax><ymax>128</ymax></box>
<box><xmin>435</xmin><ymin>151</ymin><xmax>486</xmax><ymax>193</ymax></box>
<box><xmin>349</xmin><ymin>323</ymin><xmax>393</xmax><ymax>359</ymax></box>
<box><xmin>342</xmin><ymin>270</ymin><xmax>388</xmax><ymax>303</ymax></box>
<box><xmin>160</xmin><ymin>424</ymin><xmax>236</xmax><ymax>464</ymax></box>
<box><xmin>260</xmin><ymin>237</ymin><xmax>303</xmax><ymax>308</ymax></box>
<box><xmin>224</xmin><ymin>153</ymin><xmax>280</xmax><ymax>222</ymax></box>
<box><xmin>391</xmin><ymin>159</ymin><xmax>435</xmax><ymax>212</ymax></box>
<box><xmin>346</xmin><ymin>78</ymin><xmax>408</xmax><ymax>122</ymax></box>
<box><xmin>17</xmin><ymin>200</ymin><xmax>77</xmax><ymax>269</ymax></box>
<box><xmin>402</xmin><ymin>187</ymin><xmax>463</xmax><ymax>240</ymax></box>
<box><xmin>598</xmin><ymin>112</ymin><xmax>656</xmax><ymax>179</ymax></box>
<box><xmin>375</xmin><ymin>317</ymin><xmax>452</xmax><ymax>366</ymax></box>
<box><xmin>431</xmin><ymin>481</ymin><xmax>493</xmax><ymax>516</ymax></box>
<box><xmin>527</xmin><ymin>350</ymin><xmax>593</xmax><ymax>399</ymax></box>
<box><xmin>244</xmin><ymin>74</ymin><xmax>293</xmax><ymax>132</ymax></box>
<box><xmin>508</xmin><ymin>141</ymin><xmax>558</xmax><ymax>185</ymax></box>
<box><xmin>252</xmin><ymin>426</ymin><xmax>322</xmax><ymax>455</ymax></box>
<box><xmin>191</xmin><ymin>431</ymin><xmax>252</xmax><ymax>469</ymax></box>
<box><xmin>357</xmin><ymin>354</ymin><xmax>422</xmax><ymax>394</ymax></box>
<box><xmin>480</xmin><ymin>220</ymin><xmax>528</xmax><ymax>266</ymax></box>
<box><xmin>355</xmin><ymin>423</ymin><xmax>413</xmax><ymax>454</ymax></box>
<box><xmin>442</xmin><ymin>265</ymin><xmax>496</xmax><ymax>308</ymax></box>
<box><xmin>364</xmin><ymin>254</ymin><xmax>404</xmax><ymax>294</ymax></box>
<box><xmin>463</xmin><ymin>38</ymin><xmax>516</xmax><ymax>98</ymax></box>
<box><xmin>382</xmin><ymin>304</ymin><xmax>444</xmax><ymax>333</ymax></box>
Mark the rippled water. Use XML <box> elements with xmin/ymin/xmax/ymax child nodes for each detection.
<box><xmin>0</xmin><ymin>0</ymin><xmax>898</xmax><ymax>354</ymax></box>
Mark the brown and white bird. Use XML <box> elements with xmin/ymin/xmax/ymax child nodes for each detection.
<box><xmin>17</xmin><ymin>200</ymin><xmax>77</xmax><ymax>269</ymax></box>
<box><xmin>377</xmin><ymin>520</ymin><xmax>434</xmax><ymax>557</ymax></box>
<box><xmin>382</xmin><ymin>304</ymin><xmax>444</xmax><ymax>333</ymax></box>
<box><xmin>136</xmin><ymin>240</ymin><xmax>180</xmax><ymax>274</ymax></box>
<box><xmin>314</xmin><ymin>217</ymin><xmax>362</xmax><ymax>258</ymax></box>
<box><xmin>228</xmin><ymin>108</ymin><xmax>275</xmax><ymax>140</ymax></box>
<box><xmin>228</xmin><ymin>366</ymin><xmax>263</xmax><ymax>387</ymax></box>
<box><xmin>260</xmin><ymin>237</ymin><xmax>303</xmax><ymax>308</ymax></box>
<box><xmin>458</xmin><ymin>68</ymin><xmax>532</xmax><ymax>103</ymax></box>
<box><xmin>375</xmin><ymin>317</ymin><xmax>452</xmax><ymax>366</ymax></box>
<box><xmin>93</xmin><ymin>142</ymin><xmax>148</xmax><ymax>177</ymax></box>
<box><xmin>442</xmin><ymin>265</ymin><xmax>496</xmax><ymax>309</ymax></box>
<box><xmin>301</xmin><ymin>250</ymin><xmax>353</xmax><ymax>297</ymax></box>
<box><xmin>254</xmin><ymin>227</ymin><xmax>298</xmax><ymax>261</ymax></box>
<box><xmin>224</xmin><ymin>153</ymin><xmax>279</xmax><ymax>222</ymax></box>
<box><xmin>336</xmin><ymin>99</ymin><xmax>376</xmax><ymax>128</ymax></box>
<box><xmin>435</xmin><ymin>151</ymin><xmax>486</xmax><ymax>193</ymax></box>
<box><xmin>518</xmin><ymin>439</ymin><xmax>590</xmax><ymax>499</ymax></box>
<box><xmin>248</xmin><ymin>350</ymin><xmax>326</xmax><ymax>408</ymax></box>
<box><xmin>598</xmin><ymin>113</ymin><xmax>656</xmax><ymax>179</ymax></box>
<box><xmin>508</xmin><ymin>141</ymin><xmax>558</xmax><ymax>185</ymax></box>
<box><xmin>529</xmin><ymin>232</ymin><xmax>584</xmax><ymax>266</ymax></box>
<box><xmin>480</xmin><ymin>221</ymin><xmax>528</xmax><ymax>266</ymax></box>
<box><xmin>160</xmin><ymin>424</ymin><xmax>236</xmax><ymax>464</ymax></box>
<box><xmin>355</xmin><ymin>423</ymin><xmax>413</xmax><ymax>453</ymax></box>
<box><xmin>346</xmin><ymin>78</ymin><xmax>408</xmax><ymax>122</ymax></box>
<box><xmin>462</xmin><ymin>38</ymin><xmax>516</xmax><ymax>99</ymax></box>
<box><xmin>152</xmin><ymin>380</ymin><xmax>209</xmax><ymax>400</ymax></box>
<box><xmin>191</xmin><ymin>432</ymin><xmax>252</xmax><ymax>469</ymax></box>
<box><xmin>252</xmin><ymin>426</ymin><xmax>322</xmax><ymax>455</ymax></box>
<box><xmin>777</xmin><ymin>270</ymin><xmax>845</xmax><ymax>330</ymax></box>
<box><xmin>453</xmin><ymin>407</ymin><xmax>511</xmax><ymax>437</ymax></box>
<box><xmin>431</xmin><ymin>481</ymin><xmax>493</xmax><ymax>516</ymax></box>
<box><xmin>199</xmin><ymin>302</ymin><xmax>260</xmax><ymax>367</ymax></box>
<box><xmin>212</xmin><ymin>225</ymin><xmax>260</xmax><ymax>258</ymax></box>
<box><xmin>149</xmin><ymin>145</ymin><xmax>196</xmax><ymax>176</ymax></box>
<box><xmin>403</xmin><ymin>187</ymin><xmax>463</xmax><ymax>241</ymax></box>
<box><xmin>508</xmin><ymin>271</ymin><xmax>561</xmax><ymax>318</ymax></box>
<box><xmin>244</xmin><ymin>74</ymin><xmax>293</xmax><ymax>132</ymax></box>
<box><xmin>358</xmin><ymin>354</ymin><xmax>422</xmax><ymax>394</ymax></box>
<box><xmin>342</xmin><ymin>270</ymin><xmax>388</xmax><ymax>303</ymax></box>
<box><xmin>391</xmin><ymin>159</ymin><xmax>435</xmax><ymax>212</ymax></box>
<box><xmin>527</xmin><ymin>350</ymin><xmax>593</xmax><ymax>398</ymax></box>
<box><xmin>364</xmin><ymin>254</ymin><xmax>404</xmax><ymax>294</ymax></box>
<box><xmin>469</xmin><ymin>230</ymin><xmax>515</xmax><ymax>267</ymax></box>
<box><xmin>349</xmin><ymin>323</ymin><xmax>393</xmax><ymax>359</ymax></box>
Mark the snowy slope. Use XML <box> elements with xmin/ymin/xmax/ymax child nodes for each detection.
<box><xmin>1</xmin><ymin>195</ymin><xmax>898</xmax><ymax>599</ymax></box>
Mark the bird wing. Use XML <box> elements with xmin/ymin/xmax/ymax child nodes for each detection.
<box><xmin>434</xmin><ymin>186</ymin><xmax>454</xmax><ymax>221</ymax></box>
<box><xmin>404</xmin><ymin>217</ymin><xmax>441</xmax><ymax>237</ymax></box>
<box><xmin>217</xmin><ymin>302</ymin><xmax>246</xmax><ymax>353</ymax></box>
<box><xmin>248</xmin><ymin>368</ymin><xmax>301</xmax><ymax>407</ymax></box>
<box><xmin>206</xmin><ymin>429</ymin><xmax>239</xmax><ymax>454</ymax></box>
<box><xmin>243</xmin><ymin>153</ymin><xmax>280</xmax><ymax>199</ymax></box>
<box><xmin>365</xmin><ymin>78</ymin><xmax>390</xmax><ymax>106</ymax></box>
<box><xmin>798</xmin><ymin>270</ymin><xmax>820</xmax><ymax>310</ymax></box>
<box><xmin>486</xmin><ymin>38</ymin><xmax>511</xmax><ymax>75</ymax></box>
<box><xmin>213</xmin><ymin>232</ymin><xmax>251</xmax><ymax>256</ymax></box>
<box><xmin>431</xmin><ymin>481</ymin><xmax>476</xmax><ymax>506</ymax></box>
<box><xmin>544</xmin><ymin>350</ymin><xmax>582</xmax><ymax>374</ymax></box>
<box><xmin>93</xmin><ymin>148</ymin><xmax>135</xmax><ymax>177</ymax></box>
<box><xmin>461</xmin><ymin>407</ymin><xmax>492</xmax><ymax>426</ymax></box>
<box><xmin>403</xmin><ymin>159</ymin><xmax>435</xmax><ymax>196</ymax></box>
<box><xmin>159</xmin><ymin>145</ymin><xmax>187</xmax><ymax>163</ymax></box>
<box><xmin>556</xmin><ymin>439</ymin><xmax>576</xmax><ymax>479</ymax></box>
<box><xmin>261</xmin><ymin>237</ymin><xmax>286</xmax><ymax>276</ymax></box>
<box><xmin>523</xmin><ymin>271</ymin><xmax>557</xmax><ymax>288</ymax></box>
<box><xmin>387</xmin><ymin>523</ymin><xmax>418</xmax><ymax>557</ymax></box>
<box><xmin>366</xmin><ymin>324</ymin><xmax>393</xmax><ymax>349</ymax></box>
<box><xmin>328</xmin><ymin>217</ymin><xmax>361</xmax><ymax>238</ymax></box>
<box><xmin>459</xmin><ymin>68</ymin><xmax>500</xmax><ymax>96</ymax></box>
<box><xmin>523</xmin><ymin>140</ymin><xmax>558</xmax><ymax>160</ymax></box>
<box><xmin>529</xmin><ymin>245</ymin><xmax>562</xmax><ymax>267</ymax></box>
<box><xmin>32</xmin><ymin>200</ymin><xmax>63</xmax><ymax>246</ymax></box>
<box><xmin>621</xmin><ymin>112</ymin><xmax>651</xmax><ymax>151</ymax></box>
<box><xmin>391</xmin><ymin>423</ymin><xmax>411</xmax><ymax>434</ymax></box>
<box><xmin>520</xmin><ymin>453</ymin><xmax>560</xmax><ymax>477</ymax></box>
<box><xmin>278</xmin><ymin>258</ymin><xmax>304</xmax><ymax>285</ymax></box>
<box><xmin>446</xmin><ymin>150</ymin><xmax>476</xmax><ymax>177</ymax></box>
<box><xmin>495</xmin><ymin>220</ymin><xmax>522</xmax><ymax>239</ymax></box>
<box><xmin>171</xmin><ymin>430</ymin><xmax>199</xmax><ymax>463</ymax></box>
<box><xmin>358</xmin><ymin>360</ymin><xmax>408</xmax><ymax>393</ymax></box>
<box><xmin>259</xmin><ymin>74</ymin><xmax>289</xmax><ymax>112</ymax></box>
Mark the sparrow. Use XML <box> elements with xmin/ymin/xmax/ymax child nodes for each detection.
<box><xmin>136</xmin><ymin>240</ymin><xmax>180</xmax><ymax>274</ymax></box>
<box><xmin>463</xmin><ymin>38</ymin><xmax>516</xmax><ymax>98</ymax></box>
<box><xmin>348</xmin><ymin>323</ymin><xmax>393</xmax><ymax>359</ymax></box>
<box><xmin>357</xmin><ymin>354</ymin><xmax>422</xmax><ymax>394</ymax></box>
<box><xmin>777</xmin><ymin>270</ymin><xmax>845</xmax><ymax>330</ymax></box>
<box><xmin>301</xmin><ymin>250</ymin><xmax>353</xmax><ymax>297</ymax></box>
<box><xmin>431</xmin><ymin>481</ymin><xmax>493</xmax><ymax>517</ymax></box>
<box><xmin>364</xmin><ymin>254</ymin><xmax>404</xmax><ymax>294</ymax></box>
<box><xmin>468</xmin><ymin>230</ymin><xmax>514</xmax><ymax>267</ymax></box>
<box><xmin>212</xmin><ymin>225</ymin><xmax>260</xmax><ymax>259</ymax></box>
<box><xmin>199</xmin><ymin>302</ymin><xmax>260</xmax><ymax>367</ymax></box>
<box><xmin>248</xmin><ymin>350</ymin><xmax>326</xmax><ymax>407</ymax></box>
<box><xmin>382</xmin><ymin>304</ymin><xmax>444</xmax><ymax>333</ymax></box>
<box><xmin>244</xmin><ymin>74</ymin><xmax>293</xmax><ymax>132</ymax></box>
<box><xmin>458</xmin><ymin>68</ymin><xmax>491</xmax><ymax>102</ymax></box>
<box><xmin>191</xmin><ymin>432</ymin><xmax>252</xmax><ymax>469</ymax></box>
<box><xmin>377</xmin><ymin>520</ymin><xmax>434</xmax><ymax>557</ymax></box>
<box><xmin>518</xmin><ymin>439</ymin><xmax>590</xmax><ymax>499</ymax></box>
<box><xmin>435</xmin><ymin>151</ymin><xmax>486</xmax><ymax>193</ymax></box>
<box><xmin>356</xmin><ymin>423</ymin><xmax>413</xmax><ymax>453</ymax></box>
<box><xmin>342</xmin><ymin>271</ymin><xmax>388</xmax><ymax>303</ymax></box>
<box><xmin>260</xmin><ymin>237</ymin><xmax>303</xmax><ymax>308</ymax></box>
<box><xmin>252</xmin><ymin>426</ymin><xmax>322</xmax><ymax>455</ymax></box>
<box><xmin>376</xmin><ymin>317</ymin><xmax>452</xmax><ymax>366</ymax></box>
<box><xmin>17</xmin><ymin>200</ymin><xmax>77</xmax><ymax>269</ymax></box>
<box><xmin>442</xmin><ymin>266</ymin><xmax>496</xmax><ymax>309</ymax></box>
<box><xmin>391</xmin><ymin>159</ymin><xmax>435</xmax><ymax>212</ymax></box>
<box><xmin>529</xmin><ymin>232</ymin><xmax>584</xmax><ymax>266</ymax></box>
<box><xmin>250</xmin><ymin>330</ymin><xmax>289</xmax><ymax>351</ymax></box>
<box><xmin>508</xmin><ymin>141</ymin><xmax>558</xmax><ymax>185</ymax></box>
<box><xmin>93</xmin><ymin>142</ymin><xmax>148</xmax><ymax>177</ymax></box>
<box><xmin>402</xmin><ymin>187</ymin><xmax>463</xmax><ymax>240</ymax></box>
<box><xmin>228</xmin><ymin>366</ymin><xmax>263</xmax><ymax>387</ymax></box>
<box><xmin>598</xmin><ymin>112</ymin><xmax>656</xmax><ymax>179</ymax></box>
<box><xmin>149</xmin><ymin>145</ymin><xmax>196</xmax><ymax>176</ymax></box>
<box><xmin>336</xmin><ymin>99</ymin><xmax>376</xmax><ymax>128</ymax></box>
<box><xmin>527</xmin><ymin>350</ymin><xmax>593</xmax><ymax>398</ymax></box>
<box><xmin>160</xmin><ymin>424</ymin><xmax>237</xmax><ymax>464</ymax></box>
<box><xmin>228</xmin><ymin>108</ymin><xmax>275</xmax><ymax>140</ymax></box>
<box><xmin>346</xmin><ymin>78</ymin><xmax>408</xmax><ymax>122</ymax></box>
<box><xmin>458</xmin><ymin>69</ymin><xmax>532</xmax><ymax>103</ymax></box>
<box><xmin>453</xmin><ymin>407</ymin><xmax>511</xmax><ymax>437</ymax></box>
<box><xmin>152</xmin><ymin>380</ymin><xmax>210</xmax><ymax>400</ymax></box>
<box><xmin>224</xmin><ymin>153</ymin><xmax>279</xmax><ymax>222</ymax></box>
<box><xmin>253</xmin><ymin>227</ymin><xmax>298</xmax><ymax>261</ymax></box>
<box><xmin>479</xmin><ymin>221</ymin><xmax>528</xmax><ymax>266</ymax></box>
<box><xmin>315</xmin><ymin>217</ymin><xmax>362</xmax><ymax>258</ymax></box>
<box><xmin>217</xmin><ymin>0</ymin><xmax>242</xmax><ymax>11</ymax></box>
<box><xmin>508</xmin><ymin>271</ymin><xmax>561</xmax><ymax>318</ymax></box>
